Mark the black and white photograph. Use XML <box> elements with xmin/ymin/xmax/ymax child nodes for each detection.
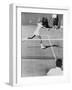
<box><xmin>8</xmin><ymin>3</ymin><xmax>70</xmax><ymax>86</ymax></box>
<box><xmin>21</xmin><ymin>12</ymin><xmax>63</xmax><ymax>77</ymax></box>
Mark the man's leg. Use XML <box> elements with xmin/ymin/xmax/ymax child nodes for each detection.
<box><xmin>38</xmin><ymin>35</ymin><xmax>42</xmax><ymax>43</ymax></box>
<box><xmin>38</xmin><ymin>35</ymin><xmax>45</xmax><ymax>49</ymax></box>
<box><xmin>28</xmin><ymin>35</ymin><xmax>36</xmax><ymax>39</ymax></box>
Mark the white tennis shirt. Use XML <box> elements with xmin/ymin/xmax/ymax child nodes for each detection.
<box><xmin>47</xmin><ymin>67</ymin><xmax>63</xmax><ymax>76</ymax></box>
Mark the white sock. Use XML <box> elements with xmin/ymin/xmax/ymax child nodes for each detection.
<box><xmin>40</xmin><ymin>44</ymin><xmax>45</xmax><ymax>48</ymax></box>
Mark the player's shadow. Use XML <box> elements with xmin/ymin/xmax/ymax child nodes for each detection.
<box><xmin>43</xmin><ymin>44</ymin><xmax>62</xmax><ymax>49</ymax></box>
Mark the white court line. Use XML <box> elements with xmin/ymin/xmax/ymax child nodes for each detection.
<box><xmin>48</xmin><ymin>36</ymin><xmax>56</xmax><ymax>61</ymax></box>
<box><xmin>22</xmin><ymin>38</ymin><xmax>63</xmax><ymax>41</ymax></box>
<box><xmin>22</xmin><ymin>35</ymin><xmax>63</xmax><ymax>41</ymax></box>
